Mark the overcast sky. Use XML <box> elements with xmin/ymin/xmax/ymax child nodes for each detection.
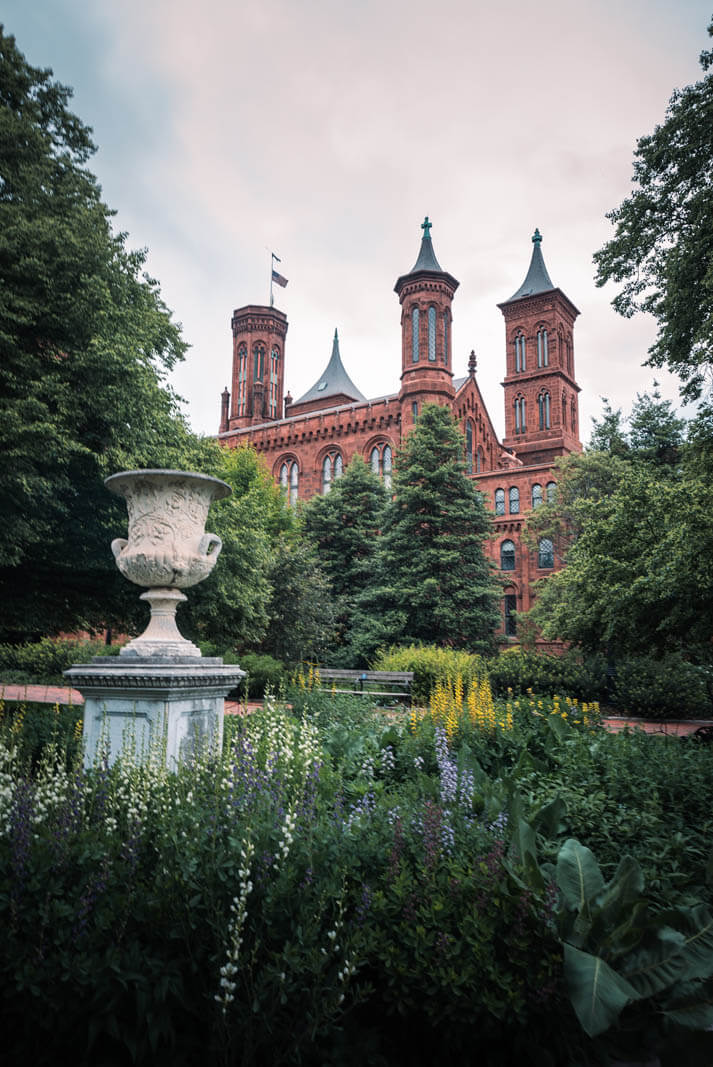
<box><xmin>5</xmin><ymin>0</ymin><xmax>711</xmax><ymax>442</ymax></box>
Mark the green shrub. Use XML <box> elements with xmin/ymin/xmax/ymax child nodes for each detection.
<box><xmin>373</xmin><ymin>644</ymin><xmax>486</xmax><ymax>704</ymax></box>
<box><xmin>487</xmin><ymin>648</ymin><xmax>607</xmax><ymax>702</ymax></box>
<box><xmin>0</xmin><ymin>701</ymin><xmax>83</xmax><ymax>769</ymax></box>
<box><xmin>235</xmin><ymin>651</ymin><xmax>286</xmax><ymax>699</ymax></box>
<box><xmin>0</xmin><ymin>637</ymin><xmax>121</xmax><ymax>684</ymax></box>
<box><xmin>612</xmin><ymin>653</ymin><xmax>712</xmax><ymax>719</ymax></box>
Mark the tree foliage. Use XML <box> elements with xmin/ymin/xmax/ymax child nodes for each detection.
<box><xmin>0</xmin><ymin>28</ymin><xmax>196</xmax><ymax>640</ymax></box>
<box><xmin>351</xmin><ymin>405</ymin><xmax>501</xmax><ymax>662</ymax></box>
<box><xmin>593</xmin><ymin>19</ymin><xmax>713</xmax><ymax>400</ymax></box>
<box><xmin>302</xmin><ymin>455</ymin><xmax>387</xmax><ymax>662</ymax></box>
<box><xmin>526</xmin><ymin>397</ymin><xmax>713</xmax><ymax>659</ymax></box>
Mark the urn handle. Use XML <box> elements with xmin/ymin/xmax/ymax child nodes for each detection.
<box><xmin>111</xmin><ymin>538</ymin><xmax>128</xmax><ymax>560</ymax></box>
<box><xmin>199</xmin><ymin>533</ymin><xmax>223</xmax><ymax>559</ymax></box>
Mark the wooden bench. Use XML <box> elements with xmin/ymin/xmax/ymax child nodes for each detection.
<box><xmin>317</xmin><ymin>669</ymin><xmax>413</xmax><ymax>703</ymax></box>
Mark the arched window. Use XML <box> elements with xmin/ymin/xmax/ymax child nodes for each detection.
<box><xmin>494</xmin><ymin>488</ymin><xmax>505</xmax><ymax>515</ymax></box>
<box><xmin>546</xmin><ymin>481</ymin><xmax>556</xmax><ymax>503</ymax></box>
<box><xmin>269</xmin><ymin>346</ymin><xmax>280</xmax><ymax>418</ymax></box>
<box><xmin>279</xmin><ymin>460</ymin><xmax>298</xmax><ymax>506</ymax></box>
<box><xmin>567</xmin><ymin>336</ymin><xmax>573</xmax><ymax>374</ymax></box>
<box><xmin>537</xmin><ymin>328</ymin><xmax>549</xmax><ymax>368</ymax></box>
<box><xmin>321</xmin><ymin>451</ymin><xmax>343</xmax><ymax>494</ymax></box>
<box><xmin>237</xmin><ymin>343</ymin><xmax>247</xmax><ymax>415</ymax></box>
<box><xmin>531</xmin><ymin>483</ymin><xmax>543</xmax><ymax>509</ymax></box>
<box><xmin>514</xmin><ymin>332</ymin><xmax>526</xmax><ymax>372</ymax></box>
<box><xmin>253</xmin><ymin>342</ymin><xmax>265</xmax><ymax>381</ymax></box>
<box><xmin>500</xmin><ymin>540</ymin><xmax>516</xmax><ymax>571</ymax></box>
<box><xmin>509</xmin><ymin>487</ymin><xmax>520</xmax><ymax>514</ymax></box>
<box><xmin>504</xmin><ymin>593</ymin><xmax>517</xmax><ymax>636</ymax></box>
<box><xmin>412</xmin><ymin>307</ymin><xmax>420</xmax><ymax>363</ymax></box>
<box><xmin>562</xmin><ymin>394</ymin><xmax>567</xmax><ymax>428</ymax></box>
<box><xmin>465</xmin><ymin>420</ymin><xmax>474</xmax><ymax>474</ymax></box>
<box><xmin>443</xmin><ymin>310</ymin><xmax>450</xmax><ymax>364</ymax></box>
<box><xmin>370</xmin><ymin>443</ymin><xmax>393</xmax><ymax>488</ymax></box>
<box><xmin>514</xmin><ymin>396</ymin><xmax>526</xmax><ymax>434</ymax></box>
<box><xmin>538</xmin><ymin>391</ymin><xmax>551</xmax><ymax>430</ymax></box>
<box><xmin>571</xmin><ymin>397</ymin><xmax>576</xmax><ymax>430</ymax></box>
<box><xmin>428</xmin><ymin>306</ymin><xmax>437</xmax><ymax>362</ymax></box>
<box><xmin>538</xmin><ymin>538</ymin><xmax>554</xmax><ymax>569</ymax></box>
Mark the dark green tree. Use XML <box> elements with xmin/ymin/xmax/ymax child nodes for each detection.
<box><xmin>588</xmin><ymin>399</ymin><xmax>630</xmax><ymax>458</ymax></box>
<box><xmin>0</xmin><ymin>29</ymin><xmax>197</xmax><ymax>640</ymax></box>
<box><xmin>593</xmin><ymin>18</ymin><xmax>713</xmax><ymax>401</ymax></box>
<box><xmin>256</xmin><ymin>539</ymin><xmax>336</xmax><ymax>665</ymax></box>
<box><xmin>302</xmin><ymin>455</ymin><xmax>387</xmax><ymax>661</ymax></box>
<box><xmin>628</xmin><ymin>384</ymin><xmax>686</xmax><ymax>468</ymax></box>
<box><xmin>351</xmin><ymin>405</ymin><xmax>501</xmax><ymax>661</ymax></box>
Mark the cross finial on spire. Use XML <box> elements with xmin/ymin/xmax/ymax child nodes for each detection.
<box><xmin>532</xmin><ymin>227</ymin><xmax>542</xmax><ymax>244</ymax></box>
<box><xmin>468</xmin><ymin>349</ymin><xmax>477</xmax><ymax>377</ymax></box>
<box><xmin>421</xmin><ymin>216</ymin><xmax>432</xmax><ymax>237</ymax></box>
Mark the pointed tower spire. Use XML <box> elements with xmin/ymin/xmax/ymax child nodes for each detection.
<box><xmin>506</xmin><ymin>228</ymin><xmax>555</xmax><ymax>302</ymax></box>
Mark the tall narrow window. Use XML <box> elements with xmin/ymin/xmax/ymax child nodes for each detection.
<box><xmin>509</xmin><ymin>487</ymin><xmax>520</xmax><ymax>514</ymax></box>
<box><xmin>412</xmin><ymin>401</ymin><xmax>418</xmax><ymax>421</ymax></box>
<box><xmin>562</xmin><ymin>394</ymin><xmax>567</xmax><ymax>428</ymax></box>
<box><xmin>254</xmin><ymin>343</ymin><xmax>265</xmax><ymax>381</ymax></box>
<box><xmin>322</xmin><ymin>455</ymin><xmax>332</xmax><ymax>494</ymax></box>
<box><xmin>370</xmin><ymin>446</ymin><xmax>380</xmax><ymax>474</ymax></box>
<box><xmin>514</xmin><ymin>396</ymin><xmax>526</xmax><ymax>433</ymax></box>
<box><xmin>531</xmin><ymin>483</ymin><xmax>543</xmax><ymax>509</ymax></box>
<box><xmin>571</xmin><ymin>397</ymin><xmax>576</xmax><ymax>430</ymax></box>
<box><xmin>514</xmin><ymin>332</ymin><xmax>526</xmax><ymax>372</ymax></box>
<box><xmin>500</xmin><ymin>540</ymin><xmax>516</xmax><ymax>571</ymax></box>
<box><xmin>289</xmin><ymin>462</ymin><xmax>298</xmax><ymax>507</ymax></box>
<box><xmin>537</xmin><ymin>328</ymin><xmax>549</xmax><ymax>367</ymax></box>
<box><xmin>237</xmin><ymin>343</ymin><xmax>247</xmax><ymax>415</ymax></box>
<box><xmin>279</xmin><ymin>463</ymin><xmax>288</xmax><ymax>490</ymax></box>
<box><xmin>538</xmin><ymin>392</ymin><xmax>551</xmax><ymax>430</ymax></box>
<box><xmin>546</xmin><ymin>481</ymin><xmax>556</xmax><ymax>503</ymax></box>
<box><xmin>269</xmin><ymin>347</ymin><xmax>279</xmax><ymax>418</ymax></box>
<box><xmin>383</xmin><ymin>445</ymin><xmax>392</xmax><ymax>489</ymax></box>
<box><xmin>495</xmin><ymin>488</ymin><xmax>505</xmax><ymax>516</ymax></box>
<box><xmin>476</xmin><ymin>446</ymin><xmax>484</xmax><ymax>473</ymax></box>
<box><xmin>443</xmin><ymin>311</ymin><xmax>450</xmax><ymax>364</ymax></box>
<box><xmin>504</xmin><ymin>593</ymin><xmax>517</xmax><ymax>636</ymax></box>
<box><xmin>466</xmin><ymin>420</ymin><xmax>474</xmax><ymax>474</ymax></box>
<box><xmin>428</xmin><ymin>306</ymin><xmax>436</xmax><ymax>361</ymax></box>
<box><xmin>538</xmin><ymin>538</ymin><xmax>554</xmax><ymax>569</ymax></box>
<box><xmin>412</xmin><ymin>307</ymin><xmax>420</xmax><ymax>362</ymax></box>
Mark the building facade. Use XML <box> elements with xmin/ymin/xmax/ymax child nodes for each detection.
<box><xmin>218</xmin><ymin>221</ymin><xmax>582</xmax><ymax>638</ymax></box>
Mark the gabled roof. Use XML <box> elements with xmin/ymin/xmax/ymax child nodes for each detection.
<box><xmin>504</xmin><ymin>228</ymin><xmax>555</xmax><ymax>302</ymax></box>
<box><xmin>293</xmin><ymin>329</ymin><xmax>366</xmax><ymax>407</ymax></box>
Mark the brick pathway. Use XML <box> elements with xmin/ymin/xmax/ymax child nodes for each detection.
<box><xmin>0</xmin><ymin>685</ymin><xmax>710</xmax><ymax>738</ymax></box>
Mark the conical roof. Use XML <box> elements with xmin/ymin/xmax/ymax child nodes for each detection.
<box><xmin>293</xmin><ymin>329</ymin><xmax>366</xmax><ymax>407</ymax></box>
<box><xmin>505</xmin><ymin>228</ymin><xmax>555</xmax><ymax>302</ymax></box>
<box><xmin>395</xmin><ymin>217</ymin><xmax>459</xmax><ymax>294</ymax></box>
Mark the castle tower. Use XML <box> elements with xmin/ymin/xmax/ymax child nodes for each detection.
<box><xmin>221</xmin><ymin>304</ymin><xmax>288</xmax><ymax>431</ymax></box>
<box><xmin>395</xmin><ymin>218</ymin><xmax>459</xmax><ymax>433</ymax></box>
<box><xmin>497</xmin><ymin>230</ymin><xmax>581</xmax><ymax>465</ymax></box>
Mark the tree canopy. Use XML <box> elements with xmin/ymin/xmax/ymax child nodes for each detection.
<box><xmin>350</xmin><ymin>405</ymin><xmax>501</xmax><ymax>662</ymax></box>
<box><xmin>525</xmin><ymin>396</ymin><xmax>713</xmax><ymax>659</ymax></box>
<box><xmin>593</xmin><ymin>18</ymin><xmax>713</xmax><ymax>401</ymax></box>
<box><xmin>0</xmin><ymin>28</ymin><xmax>201</xmax><ymax>640</ymax></box>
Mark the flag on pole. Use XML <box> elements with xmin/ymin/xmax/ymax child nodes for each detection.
<box><xmin>271</xmin><ymin>269</ymin><xmax>288</xmax><ymax>288</ymax></box>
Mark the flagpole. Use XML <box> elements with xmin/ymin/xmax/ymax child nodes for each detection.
<box><xmin>270</xmin><ymin>251</ymin><xmax>281</xmax><ymax>307</ymax></box>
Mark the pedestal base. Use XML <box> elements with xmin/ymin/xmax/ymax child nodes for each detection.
<box><xmin>65</xmin><ymin>656</ymin><xmax>245</xmax><ymax>770</ymax></box>
<box><xmin>121</xmin><ymin>588</ymin><xmax>201</xmax><ymax>658</ymax></box>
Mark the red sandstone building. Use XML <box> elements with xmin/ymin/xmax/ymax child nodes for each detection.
<box><xmin>218</xmin><ymin>220</ymin><xmax>582</xmax><ymax>638</ymax></box>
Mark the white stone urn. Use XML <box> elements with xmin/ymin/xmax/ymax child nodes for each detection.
<box><xmin>106</xmin><ymin>469</ymin><xmax>231</xmax><ymax>657</ymax></box>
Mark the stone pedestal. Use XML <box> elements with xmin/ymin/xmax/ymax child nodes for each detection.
<box><xmin>65</xmin><ymin>656</ymin><xmax>244</xmax><ymax>770</ymax></box>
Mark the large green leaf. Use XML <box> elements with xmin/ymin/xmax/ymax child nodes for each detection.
<box><xmin>563</xmin><ymin>943</ymin><xmax>637</xmax><ymax>1038</ymax></box>
<box><xmin>506</xmin><ymin>816</ymin><xmax>544</xmax><ymax>892</ymax></box>
<box><xmin>623</xmin><ymin>906</ymin><xmax>713</xmax><ymax>998</ymax></box>
<box><xmin>590</xmin><ymin>855</ymin><xmax>645</xmax><ymax>949</ymax></box>
<box><xmin>557</xmin><ymin>838</ymin><xmax>605</xmax><ymax>913</ymax></box>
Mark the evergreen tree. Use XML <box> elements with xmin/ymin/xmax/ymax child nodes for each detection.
<box><xmin>351</xmin><ymin>405</ymin><xmax>500</xmax><ymax>661</ymax></box>
<box><xmin>302</xmin><ymin>455</ymin><xmax>387</xmax><ymax>662</ymax></box>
